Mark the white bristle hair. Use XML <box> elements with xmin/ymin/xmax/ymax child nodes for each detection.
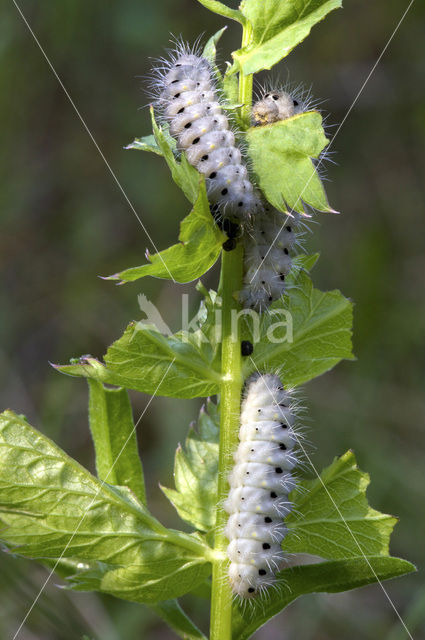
<box><xmin>239</xmin><ymin>80</ymin><xmax>324</xmax><ymax>313</ymax></box>
<box><xmin>251</xmin><ymin>81</ymin><xmax>333</xmax><ymax>184</ymax></box>
<box><xmin>224</xmin><ymin>373</ymin><xmax>300</xmax><ymax>599</ymax></box>
<box><xmin>150</xmin><ymin>42</ymin><xmax>262</xmax><ymax>222</ymax></box>
<box><xmin>239</xmin><ymin>207</ymin><xmax>302</xmax><ymax>312</ymax></box>
<box><xmin>251</xmin><ymin>80</ymin><xmax>324</xmax><ymax>127</ymax></box>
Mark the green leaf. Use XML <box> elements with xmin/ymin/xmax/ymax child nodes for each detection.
<box><xmin>234</xmin><ymin>0</ymin><xmax>342</xmax><ymax>75</ymax></box>
<box><xmin>195</xmin><ymin>0</ymin><xmax>245</xmax><ymax>24</ymax></box>
<box><xmin>246</xmin><ymin>112</ymin><xmax>333</xmax><ymax>214</ymax></box>
<box><xmin>125</xmin><ymin>134</ymin><xmax>165</xmax><ymax>155</ymax></box>
<box><xmin>127</xmin><ymin>110</ymin><xmax>199</xmax><ymax>203</ymax></box>
<box><xmin>161</xmin><ymin>399</ymin><xmax>220</xmax><ymax>532</ymax></box>
<box><xmin>65</xmin><ymin>550</ymin><xmax>212</xmax><ymax>605</ymax></box>
<box><xmin>150</xmin><ymin>107</ymin><xmax>200</xmax><ymax>204</ymax></box>
<box><xmin>231</xmin><ymin>451</ymin><xmax>414</xmax><ymax>638</ymax></box>
<box><xmin>202</xmin><ymin>27</ymin><xmax>227</xmax><ymax>68</ymax></box>
<box><xmin>116</xmin><ymin>109</ymin><xmax>225</xmax><ymax>284</ymax></box>
<box><xmin>152</xmin><ymin>600</ymin><xmax>207</xmax><ymax>640</ymax></box>
<box><xmin>0</xmin><ymin>410</ymin><xmax>212</xmax><ymax>603</ymax></box>
<box><xmin>292</xmin><ymin>252</ymin><xmax>320</xmax><ymax>272</ymax></box>
<box><xmin>243</xmin><ymin>268</ymin><xmax>354</xmax><ymax>387</ymax></box>
<box><xmin>87</xmin><ymin>380</ymin><xmax>146</xmax><ymax>503</ymax></box>
<box><xmin>59</xmin><ymin>262</ymin><xmax>351</xmax><ymax>397</ymax></box>
<box><xmin>286</xmin><ymin>451</ymin><xmax>397</xmax><ymax>559</ymax></box>
<box><xmin>56</xmin><ymin>308</ymin><xmax>223</xmax><ymax>400</ymax></box>
<box><xmin>126</xmin><ymin>120</ymin><xmax>178</xmax><ymax>155</ymax></box>
<box><xmin>107</xmin><ymin>182</ymin><xmax>224</xmax><ymax>284</ymax></box>
<box><xmin>102</xmin><ymin>318</ymin><xmax>223</xmax><ymax>398</ymax></box>
<box><xmin>232</xmin><ymin>557</ymin><xmax>415</xmax><ymax>640</ymax></box>
<box><xmin>52</xmin><ymin>556</ymin><xmax>207</xmax><ymax>639</ymax></box>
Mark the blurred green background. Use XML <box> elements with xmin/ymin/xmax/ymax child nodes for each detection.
<box><xmin>1</xmin><ymin>0</ymin><xmax>424</xmax><ymax>638</ymax></box>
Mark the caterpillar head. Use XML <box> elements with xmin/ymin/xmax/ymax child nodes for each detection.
<box><xmin>252</xmin><ymin>91</ymin><xmax>301</xmax><ymax>126</ymax></box>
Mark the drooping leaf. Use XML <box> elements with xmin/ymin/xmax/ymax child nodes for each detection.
<box><xmin>195</xmin><ymin>0</ymin><xmax>244</xmax><ymax>24</ymax></box>
<box><xmin>0</xmin><ymin>411</ymin><xmax>212</xmax><ymax>603</ymax></box>
<box><xmin>243</xmin><ymin>267</ymin><xmax>354</xmax><ymax>387</ymax></box>
<box><xmin>48</xmin><ymin>559</ymin><xmax>207</xmax><ymax>638</ymax></box>
<box><xmin>233</xmin><ymin>0</ymin><xmax>342</xmax><ymax>75</ymax></box>
<box><xmin>285</xmin><ymin>451</ymin><xmax>397</xmax><ymax>559</ymax></box>
<box><xmin>232</xmin><ymin>557</ymin><xmax>415</xmax><ymax>640</ymax></box>
<box><xmin>87</xmin><ymin>380</ymin><xmax>146</xmax><ymax>503</ymax></box>
<box><xmin>246</xmin><ymin>112</ymin><xmax>333</xmax><ymax>214</ymax></box>
<box><xmin>161</xmin><ymin>399</ymin><xmax>220</xmax><ymax>532</ymax></box>
<box><xmin>107</xmin><ymin>181</ymin><xmax>224</xmax><ymax>284</ymax></box>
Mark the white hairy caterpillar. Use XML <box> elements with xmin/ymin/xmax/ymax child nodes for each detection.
<box><xmin>239</xmin><ymin>208</ymin><xmax>301</xmax><ymax>312</ymax></box>
<box><xmin>151</xmin><ymin>44</ymin><xmax>262</xmax><ymax>221</ymax></box>
<box><xmin>251</xmin><ymin>84</ymin><xmax>333</xmax><ymax>180</ymax></box>
<box><xmin>251</xmin><ymin>84</ymin><xmax>321</xmax><ymax>127</ymax></box>
<box><xmin>239</xmin><ymin>84</ymin><xmax>321</xmax><ymax>311</ymax></box>
<box><xmin>151</xmin><ymin>50</ymin><xmax>308</xmax><ymax>310</ymax></box>
<box><xmin>223</xmin><ymin>373</ymin><xmax>299</xmax><ymax>598</ymax></box>
<box><xmin>252</xmin><ymin>91</ymin><xmax>302</xmax><ymax>126</ymax></box>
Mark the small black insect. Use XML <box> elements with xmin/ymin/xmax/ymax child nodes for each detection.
<box><xmin>241</xmin><ymin>340</ymin><xmax>254</xmax><ymax>356</ymax></box>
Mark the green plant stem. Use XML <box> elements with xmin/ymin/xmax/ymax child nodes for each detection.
<box><xmin>210</xmin><ymin>244</ymin><xmax>244</xmax><ymax>640</ymax></box>
<box><xmin>210</xmin><ymin>21</ymin><xmax>254</xmax><ymax>638</ymax></box>
<box><xmin>238</xmin><ymin>20</ymin><xmax>254</xmax><ymax>128</ymax></box>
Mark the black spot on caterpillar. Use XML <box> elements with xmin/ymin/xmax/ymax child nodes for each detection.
<box><xmin>252</xmin><ymin>90</ymin><xmax>301</xmax><ymax>126</ymax></box>
<box><xmin>151</xmin><ymin>43</ymin><xmax>262</xmax><ymax>222</ymax></box>
<box><xmin>251</xmin><ymin>84</ymin><xmax>318</xmax><ymax>127</ymax></box>
<box><xmin>239</xmin><ymin>209</ymin><xmax>301</xmax><ymax>312</ymax></box>
<box><xmin>223</xmin><ymin>373</ymin><xmax>299</xmax><ymax>598</ymax></box>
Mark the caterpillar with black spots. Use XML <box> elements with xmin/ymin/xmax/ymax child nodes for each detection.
<box><xmin>251</xmin><ymin>85</ymin><xmax>319</xmax><ymax>127</ymax></box>
<box><xmin>151</xmin><ymin>46</ymin><xmax>307</xmax><ymax>312</ymax></box>
<box><xmin>239</xmin><ymin>208</ymin><xmax>301</xmax><ymax>312</ymax></box>
<box><xmin>151</xmin><ymin>43</ymin><xmax>262</xmax><ymax>222</ymax></box>
<box><xmin>223</xmin><ymin>373</ymin><xmax>299</xmax><ymax>598</ymax></box>
<box><xmin>252</xmin><ymin>90</ymin><xmax>302</xmax><ymax>126</ymax></box>
<box><xmin>238</xmin><ymin>84</ymin><xmax>322</xmax><ymax>311</ymax></box>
